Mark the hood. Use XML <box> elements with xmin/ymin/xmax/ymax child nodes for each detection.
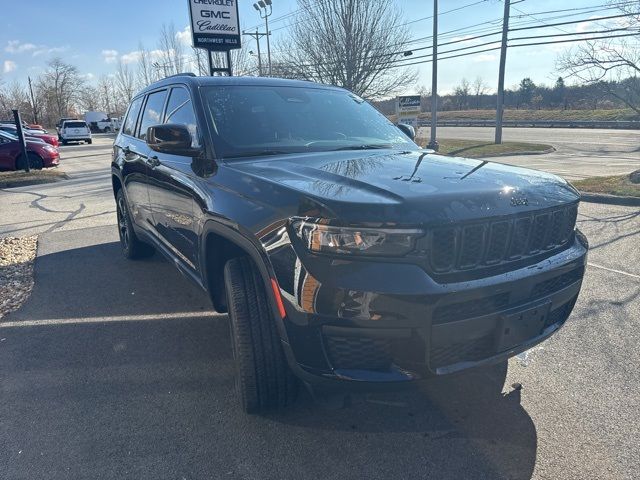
<box><xmin>224</xmin><ymin>150</ymin><xmax>579</xmax><ymax>225</ymax></box>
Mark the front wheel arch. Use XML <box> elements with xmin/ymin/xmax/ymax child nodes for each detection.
<box><xmin>201</xmin><ymin>221</ymin><xmax>284</xmax><ymax>325</ymax></box>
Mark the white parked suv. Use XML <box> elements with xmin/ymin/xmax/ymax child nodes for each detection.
<box><xmin>60</xmin><ymin>120</ymin><xmax>92</xmax><ymax>145</ymax></box>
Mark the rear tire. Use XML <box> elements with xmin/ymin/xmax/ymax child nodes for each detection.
<box><xmin>224</xmin><ymin>257</ymin><xmax>298</xmax><ymax>413</ymax></box>
<box><xmin>116</xmin><ymin>189</ymin><xmax>154</xmax><ymax>259</ymax></box>
<box><xmin>87</xmin><ymin>139</ymin><xmax>92</xmax><ymax>144</ymax></box>
<box><xmin>61</xmin><ymin>139</ymin><xmax>68</xmax><ymax>145</ymax></box>
<box><xmin>15</xmin><ymin>152</ymin><xmax>44</xmax><ymax>171</ymax></box>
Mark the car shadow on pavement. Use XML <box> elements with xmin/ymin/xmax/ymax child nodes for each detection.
<box><xmin>1</xmin><ymin>235</ymin><xmax>537</xmax><ymax>480</ymax></box>
<box><xmin>6</xmin><ymin>240</ymin><xmax>213</xmax><ymax>321</ymax></box>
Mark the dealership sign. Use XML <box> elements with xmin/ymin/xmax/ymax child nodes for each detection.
<box><xmin>396</xmin><ymin>95</ymin><xmax>421</xmax><ymax>126</ymax></box>
<box><xmin>397</xmin><ymin>95</ymin><xmax>421</xmax><ymax>114</ymax></box>
<box><xmin>188</xmin><ymin>0</ymin><xmax>241</xmax><ymax>50</ymax></box>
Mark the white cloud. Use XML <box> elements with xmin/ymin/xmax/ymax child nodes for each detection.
<box><xmin>120</xmin><ymin>50</ymin><xmax>142</xmax><ymax>64</ymax></box>
<box><xmin>176</xmin><ymin>25</ymin><xmax>192</xmax><ymax>46</ymax></box>
<box><xmin>3</xmin><ymin>60</ymin><xmax>17</xmax><ymax>73</ymax></box>
<box><xmin>102</xmin><ymin>49</ymin><xmax>119</xmax><ymax>63</ymax></box>
<box><xmin>5</xmin><ymin>40</ymin><xmax>37</xmax><ymax>53</ymax></box>
<box><xmin>5</xmin><ymin>40</ymin><xmax>66</xmax><ymax>57</ymax></box>
<box><xmin>33</xmin><ymin>46</ymin><xmax>67</xmax><ymax>57</ymax></box>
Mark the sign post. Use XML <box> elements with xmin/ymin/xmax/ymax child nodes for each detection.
<box><xmin>12</xmin><ymin>110</ymin><xmax>30</xmax><ymax>173</ymax></box>
<box><xmin>188</xmin><ymin>0</ymin><xmax>241</xmax><ymax>76</ymax></box>
<box><xmin>396</xmin><ymin>95</ymin><xmax>421</xmax><ymax>129</ymax></box>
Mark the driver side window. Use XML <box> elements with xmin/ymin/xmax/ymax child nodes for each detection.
<box><xmin>164</xmin><ymin>87</ymin><xmax>199</xmax><ymax>148</ymax></box>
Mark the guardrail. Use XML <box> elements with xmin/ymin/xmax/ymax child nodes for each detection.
<box><xmin>415</xmin><ymin>119</ymin><xmax>640</xmax><ymax>129</ymax></box>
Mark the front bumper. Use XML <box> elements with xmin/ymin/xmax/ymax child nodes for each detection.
<box><xmin>269</xmin><ymin>232</ymin><xmax>587</xmax><ymax>385</ymax></box>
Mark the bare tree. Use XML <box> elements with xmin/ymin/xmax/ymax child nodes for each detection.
<box><xmin>157</xmin><ymin>23</ymin><xmax>185</xmax><ymax>75</ymax></box>
<box><xmin>97</xmin><ymin>75</ymin><xmax>117</xmax><ymax>114</ymax></box>
<box><xmin>454</xmin><ymin>78</ymin><xmax>471</xmax><ymax>110</ymax></box>
<box><xmin>114</xmin><ymin>60</ymin><xmax>136</xmax><ymax>105</ymax></box>
<box><xmin>277</xmin><ymin>0</ymin><xmax>417</xmax><ymax>99</ymax></box>
<box><xmin>77</xmin><ymin>85</ymin><xmax>102</xmax><ymax>112</ymax></box>
<box><xmin>472</xmin><ymin>76</ymin><xmax>489</xmax><ymax>109</ymax></box>
<box><xmin>556</xmin><ymin>0</ymin><xmax>640</xmax><ymax>114</ymax></box>
<box><xmin>38</xmin><ymin>58</ymin><xmax>85</xmax><ymax>120</ymax></box>
<box><xmin>137</xmin><ymin>42</ymin><xmax>160</xmax><ymax>87</ymax></box>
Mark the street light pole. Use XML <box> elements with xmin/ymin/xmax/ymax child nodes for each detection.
<box><xmin>253</xmin><ymin>0</ymin><xmax>273</xmax><ymax>76</ymax></box>
<box><xmin>427</xmin><ymin>0</ymin><xmax>439</xmax><ymax>151</ymax></box>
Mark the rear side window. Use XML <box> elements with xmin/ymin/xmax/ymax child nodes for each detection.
<box><xmin>65</xmin><ymin>121</ymin><xmax>87</xmax><ymax>128</ymax></box>
<box><xmin>164</xmin><ymin>87</ymin><xmax>199</xmax><ymax>147</ymax></box>
<box><xmin>138</xmin><ymin>90</ymin><xmax>167</xmax><ymax>141</ymax></box>
<box><xmin>122</xmin><ymin>97</ymin><xmax>143</xmax><ymax>136</ymax></box>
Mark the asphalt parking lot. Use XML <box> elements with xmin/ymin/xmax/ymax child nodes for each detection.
<box><xmin>0</xmin><ymin>131</ymin><xmax>639</xmax><ymax>479</ymax></box>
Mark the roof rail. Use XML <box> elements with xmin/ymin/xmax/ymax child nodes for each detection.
<box><xmin>164</xmin><ymin>72</ymin><xmax>197</xmax><ymax>79</ymax></box>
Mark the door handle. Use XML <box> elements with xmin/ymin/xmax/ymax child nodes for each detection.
<box><xmin>148</xmin><ymin>156</ymin><xmax>161</xmax><ymax>168</ymax></box>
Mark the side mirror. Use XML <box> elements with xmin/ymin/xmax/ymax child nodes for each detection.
<box><xmin>397</xmin><ymin>123</ymin><xmax>416</xmax><ymax>141</ymax></box>
<box><xmin>146</xmin><ymin>124</ymin><xmax>201</xmax><ymax>156</ymax></box>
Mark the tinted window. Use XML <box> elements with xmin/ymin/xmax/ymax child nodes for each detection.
<box><xmin>122</xmin><ymin>97</ymin><xmax>143</xmax><ymax>136</ymax></box>
<box><xmin>138</xmin><ymin>90</ymin><xmax>167</xmax><ymax>141</ymax></box>
<box><xmin>202</xmin><ymin>86</ymin><xmax>416</xmax><ymax>159</ymax></box>
<box><xmin>164</xmin><ymin>87</ymin><xmax>199</xmax><ymax>147</ymax></box>
<box><xmin>64</xmin><ymin>121</ymin><xmax>87</xmax><ymax>128</ymax></box>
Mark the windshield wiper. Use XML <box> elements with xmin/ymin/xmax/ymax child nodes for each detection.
<box><xmin>331</xmin><ymin>144</ymin><xmax>395</xmax><ymax>151</ymax></box>
<box><xmin>225</xmin><ymin>150</ymin><xmax>297</xmax><ymax>159</ymax></box>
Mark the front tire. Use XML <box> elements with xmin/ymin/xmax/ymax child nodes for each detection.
<box><xmin>87</xmin><ymin>139</ymin><xmax>92</xmax><ymax>144</ymax></box>
<box><xmin>224</xmin><ymin>257</ymin><xmax>297</xmax><ymax>413</ymax></box>
<box><xmin>116</xmin><ymin>189</ymin><xmax>154</xmax><ymax>259</ymax></box>
<box><xmin>15</xmin><ymin>152</ymin><xmax>44</xmax><ymax>171</ymax></box>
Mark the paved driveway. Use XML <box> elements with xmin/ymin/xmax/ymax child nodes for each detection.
<box><xmin>1</xmin><ymin>202</ymin><xmax>638</xmax><ymax>480</ymax></box>
<box><xmin>421</xmin><ymin>127</ymin><xmax>640</xmax><ymax>180</ymax></box>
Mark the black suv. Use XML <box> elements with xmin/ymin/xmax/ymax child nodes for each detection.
<box><xmin>112</xmin><ymin>74</ymin><xmax>588</xmax><ymax>413</ymax></box>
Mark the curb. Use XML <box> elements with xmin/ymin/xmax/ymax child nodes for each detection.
<box><xmin>580</xmin><ymin>192</ymin><xmax>640</xmax><ymax>207</ymax></box>
<box><xmin>477</xmin><ymin>147</ymin><xmax>556</xmax><ymax>158</ymax></box>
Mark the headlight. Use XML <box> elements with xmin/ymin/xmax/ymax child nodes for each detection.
<box><xmin>43</xmin><ymin>145</ymin><xmax>56</xmax><ymax>153</ymax></box>
<box><xmin>290</xmin><ymin>218</ymin><xmax>422</xmax><ymax>256</ymax></box>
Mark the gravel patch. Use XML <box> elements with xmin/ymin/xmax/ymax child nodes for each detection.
<box><xmin>0</xmin><ymin>236</ymin><xmax>37</xmax><ymax>319</ymax></box>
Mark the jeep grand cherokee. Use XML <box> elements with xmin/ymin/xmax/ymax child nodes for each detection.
<box><xmin>111</xmin><ymin>74</ymin><xmax>588</xmax><ymax>413</ymax></box>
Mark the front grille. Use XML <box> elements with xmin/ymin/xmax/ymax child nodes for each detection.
<box><xmin>433</xmin><ymin>292</ymin><xmax>510</xmax><ymax>325</ymax></box>
<box><xmin>544</xmin><ymin>295</ymin><xmax>578</xmax><ymax>328</ymax></box>
<box><xmin>429</xmin><ymin>204</ymin><xmax>578</xmax><ymax>274</ymax></box>
<box><xmin>430</xmin><ymin>334</ymin><xmax>494</xmax><ymax>369</ymax></box>
<box><xmin>532</xmin><ymin>267</ymin><xmax>584</xmax><ymax>299</ymax></box>
<box><xmin>325</xmin><ymin>336</ymin><xmax>392</xmax><ymax>371</ymax></box>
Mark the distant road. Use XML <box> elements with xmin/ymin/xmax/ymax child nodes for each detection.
<box><xmin>421</xmin><ymin>126</ymin><xmax>640</xmax><ymax>180</ymax></box>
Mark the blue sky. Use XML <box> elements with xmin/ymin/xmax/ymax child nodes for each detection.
<box><xmin>0</xmin><ymin>0</ymin><xmax>618</xmax><ymax>95</ymax></box>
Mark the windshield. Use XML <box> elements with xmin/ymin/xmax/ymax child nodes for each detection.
<box><xmin>202</xmin><ymin>85</ymin><xmax>418</xmax><ymax>159</ymax></box>
<box><xmin>0</xmin><ymin>130</ymin><xmax>18</xmax><ymax>141</ymax></box>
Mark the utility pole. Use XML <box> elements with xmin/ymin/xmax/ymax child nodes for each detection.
<box><xmin>27</xmin><ymin>76</ymin><xmax>39</xmax><ymax>125</ymax></box>
<box><xmin>495</xmin><ymin>0</ymin><xmax>511</xmax><ymax>144</ymax></box>
<box><xmin>243</xmin><ymin>29</ymin><xmax>267</xmax><ymax>76</ymax></box>
<box><xmin>427</xmin><ymin>0</ymin><xmax>439</xmax><ymax>151</ymax></box>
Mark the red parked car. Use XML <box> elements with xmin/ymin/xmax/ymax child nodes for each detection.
<box><xmin>0</xmin><ymin>130</ymin><xmax>60</xmax><ymax>170</ymax></box>
<box><xmin>0</xmin><ymin>124</ymin><xmax>59</xmax><ymax>147</ymax></box>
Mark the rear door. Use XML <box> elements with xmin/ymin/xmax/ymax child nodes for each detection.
<box><xmin>146</xmin><ymin>85</ymin><xmax>201</xmax><ymax>273</ymax></box>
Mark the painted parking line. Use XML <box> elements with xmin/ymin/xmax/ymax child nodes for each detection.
<box><xmin>0</xmin><ymin>311</ymin><xmax>220</xmax><ymax>328</ymax></box>
<box><xmin>588</xmin><ymin>262</ymin><xmax>640</xmax><ymax>280</ymax></box>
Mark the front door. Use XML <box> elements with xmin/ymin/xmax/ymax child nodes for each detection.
<box><xmin>146</xmin><ymin>86</ymin><xmax>201</xmax><ymax>274</ymax></box>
